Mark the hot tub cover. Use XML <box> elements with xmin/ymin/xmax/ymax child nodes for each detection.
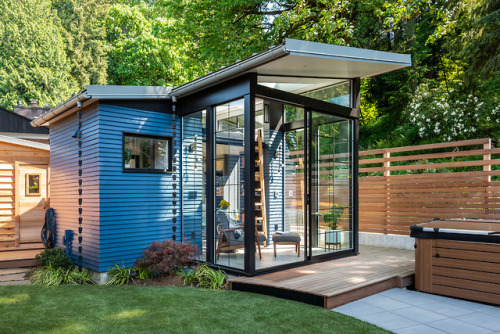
<box><xmin>410</xmin><ymin>218</ymin><xmax>500</xmax><ymax>244</ymax></box>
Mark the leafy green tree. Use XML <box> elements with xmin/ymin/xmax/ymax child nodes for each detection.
<box><xmin>457</xmin><ymin>0</ymin><xmax>499</xmax><ymax>83</ymax></box>
<box><xmin>105</xmin><ymin>3</ymin><xmax>190</xmax><ymax>86</ymax></box>
<box><xmin>52</xmin><ymin>0</ymin><xmax>111</xmax><ymax>88</ymax></box>
<box><xmin>0</xmin><ymin>0</ymin><xmax>77</xmax><ymax>109</ymax></box>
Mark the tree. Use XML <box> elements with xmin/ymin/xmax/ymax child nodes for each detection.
<box><xmin>105</xmin><ymin>3</ymin><xmax>191</xmax><ymax>86</ymax></box>
<box><xmin>457</xmin><ymin>0</ymin><xmax>500</xmax><ymax>83</ymax></box>
<box><xmin>52</xmin><ymin>0</ymin><xmax>111</xmax><ymax>88</ymax></box>
<box><xmin>0</xmin><ymin>0</ymin><xmax>77</xmax><ymax>109</ymax></box>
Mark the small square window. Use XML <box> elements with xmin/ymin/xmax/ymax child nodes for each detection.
<box><xmin>26</xmin><ymin>174</ymin><xmax>41</xmax><ymax>196</ymax></box>
<box><xmin>123</xmin><ymin>134</ymin><xmax>172</xmax><ymax>173</ymax></box>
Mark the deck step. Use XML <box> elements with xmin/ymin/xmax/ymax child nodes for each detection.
<box><xmin>0</xmin><ymin>248</ymin><xmax>43</xmax><ymax>269</ymax></box>
<box><xmin>229</xmin><ymin>246</ymin><xmax>415</xmax><ymax>309</ymax></box>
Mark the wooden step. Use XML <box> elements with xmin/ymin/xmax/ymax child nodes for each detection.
<box><xmin>0</xmin><ymin>248</ymin><xmax>43</xmax><ymax>269</ymax></box>
<box><xmin>0</xmin><ymin>243</ymin><xmax>44</xmax><ymax>252</ymax></box>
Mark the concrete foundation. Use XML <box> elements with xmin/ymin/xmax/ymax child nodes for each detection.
<box><xmin>359</xmin><ymin>232</ymin><xmax>415</xmax><ymax>251</ymax></box>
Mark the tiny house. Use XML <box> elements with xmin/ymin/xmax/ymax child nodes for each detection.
<box><xmin>32</xmin><ymin>39</ymin><xmax>411</xmax><ymax>275</ymax></box>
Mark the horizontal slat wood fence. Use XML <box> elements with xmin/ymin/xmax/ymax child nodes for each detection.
<box><xmin>359</xmin><ymin>138</ymin><xmax>500</xmax><ymax>235</ymax></box>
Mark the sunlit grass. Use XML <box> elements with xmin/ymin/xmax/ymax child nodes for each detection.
<box><xmin>0</xmin><ymin>293</ymin><xmax>30</xmax><ymax>305</ymax></box>
<box><xmin>107</xmin><ymin>309</ymin><xmax>146</xmax><ymax>320</ymax></box>
<box><xmin>0</xmin><ymin>285</ymin><xmax>390</xmax><ymax>334</ymax></box>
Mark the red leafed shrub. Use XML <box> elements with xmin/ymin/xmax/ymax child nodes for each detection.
<box><xmin>135</xmin><ymin>240</ymin><xmax>198</xmax><ymax>276</ymax></box>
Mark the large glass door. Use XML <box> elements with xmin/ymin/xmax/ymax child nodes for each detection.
<box><xmin>309</xmin><ymin>111</ymin><xmax>353</xmax><ymax>257</ymax></box>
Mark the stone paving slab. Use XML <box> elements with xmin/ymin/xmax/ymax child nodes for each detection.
<box><xmin>333</xmin><ymin>288</ymin><xmax>500</xmax><ymax>334</ymax></box>
<box><xmin>0</xmin><ymin>273</ymin><xmax>26</xmax><ymax>282</ymax></box>
<box><xmin>0</xmin><ymin>268</ymin><xmax>31</xmax><ymax>286</ymax></box>
<box><xmin>2</xmin><ymin>280</ymin><xmax>31</xmax><ymax>286</ymax></box>
<box><xmin>0</xmin><ymin>268</ymin><xmax>29</xmax><ymax>276</ymax></box>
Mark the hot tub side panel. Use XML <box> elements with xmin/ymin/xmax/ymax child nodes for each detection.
<box><xmin>415</xmin><ymin>238</ymin><xmax>500</xmax><ymax>305</ymax></box>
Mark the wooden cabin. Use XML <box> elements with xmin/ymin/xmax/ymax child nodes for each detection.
<box><xmin>0</xmin><ymin>135</ymin><xmax>49</xmax><ymax>268</ymax></box>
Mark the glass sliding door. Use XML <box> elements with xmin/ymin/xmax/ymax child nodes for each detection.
<box><xmin>213</xmin><ymin>99</ymin><xmax>246</xmax><ymax>270</ymax></box>
<box><xmin>309</xmin><ymin>111</ymin><xmax>353</xmax><ymax>257</ymax></box>
<box><xmin>253</xmin><ymin>98</ymin><xmax>305</xmax><ymax>270</ymax></box>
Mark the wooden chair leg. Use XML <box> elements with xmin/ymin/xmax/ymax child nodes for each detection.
<box><xmin>274</xmin><ymin>242</ymin><xmax>277</xmax><ymax>257</ymax></box>
<box><xmin>216</xmin><ymin>234</ymin><xmax>224</xmax><ymax>260</ymax></box>
<box><xmin>257</xmin><ymin>241</ymin><xmax>262</xmax><ymax>259</ymax></box>
<box><xmin>255</xmin><ymin>225</ymin><xmax>262</xmax><ymax>260</ymax></box>
<box><xmin>297</xmin><ymin>242</ymin><xmax>300</xmax><ymax>257</ymax></box>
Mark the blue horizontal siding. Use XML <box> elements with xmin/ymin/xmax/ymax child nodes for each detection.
<box><xmin>49</xmin><ymin>106</ymin><xmax>100</xmax><ymax>271</ymax></box>
<box><xmin>264</xmin><ymin>129</ymin><xmax>284</xmax><ymax>241</ymax></box>
<box><xmin>181</xmin><ymin>115</ymin><xmax>205</xmax><ymax>253</ymax></box>
<box><xmin>98</xmin><ymin>104</ymin><xmax>180</xmax><ymax>271</ymax></box>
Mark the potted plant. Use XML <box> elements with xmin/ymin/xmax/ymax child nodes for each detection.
<box><xmin>219</xmin><ymin>200</ymin><xmax>230</xmax><ymax>211</ymax></box>
<box><xmin>319</xmin><ymin>204</ymin><xmax>344</xmax><ymax>244</ymax></box>
<box><xmin>124</xmin><ymin>148</ymin><xmax>132</xmax><ymax>168</ymax></box>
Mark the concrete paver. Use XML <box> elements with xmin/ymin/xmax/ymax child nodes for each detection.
<box><xmin>333</xmin><ymin>288</ymin><xmax>500</xmax><ymax>334</ymax></box>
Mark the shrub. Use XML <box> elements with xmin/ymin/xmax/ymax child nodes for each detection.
<box><xmin>135</xmin><ymin>240</ymin><xmax>198</xmax><ymax>276</ymax></box>
<box><xmin>406</xmin><ymin>82</ymin><xmax>499</xmax><ymax>141</ymax></box>
<box><xmin>136</xmin><ymin>267</ymin><xmax>152</xmax><ymax>280</ymax></box>
<box><xmin>104</xmin><ymin>264</ymin><xmax>134</xmax><ymax>286</ymax></box>
<box><xmin>181</xmin><ymin>264</ymin><xmax>227</xmax><ymax>290</ymax></box>
<box><xmin>30</xmin><ymin>266</ymin><xmax>95</xmax><ymax>286</ymax></box>
<box><xmin>36</xmin><ymin>248</ymin><xmax>74</xmax><ymax>270</ymax></box>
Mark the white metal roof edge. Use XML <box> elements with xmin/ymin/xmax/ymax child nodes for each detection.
<box><xmin>86</xmin><ymin>85</ymin><xmax>172</xmax><ymax>99</ymax></box>
<box><xmin>284</xmin><ymin>39</ymin><xmax>412</xmax><ymax>66</ymax></box>
<box><xmin>171</xmin><ymin>44</ymin><xmax>288</xmax><ymax>98</ymax></box>
<box><xmin>31</xmin><ymin>85</ymin><xmax>173</xmax><ymax>127</ymax></box>
<box><xmin>0</xmin><ymin>135</ymin><xmax>50</xmax><ymax>151</ymax></box>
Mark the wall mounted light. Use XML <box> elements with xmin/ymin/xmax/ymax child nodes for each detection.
<box><xmin>264</xmin><ymin>104</ymin><xmax>269</xmax><ymax>123</ymax></box>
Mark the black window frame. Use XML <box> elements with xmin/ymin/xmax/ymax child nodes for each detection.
<box><xmin>122</xmin><ymin>132</ymin><xmax>173</xmax><ymax>174</ymax></box>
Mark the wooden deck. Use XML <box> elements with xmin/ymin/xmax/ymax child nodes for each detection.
<box><xmin>0</xmin><ymin>243</ymin><xmax>43</xmax><ymax>269</ymax></box>
<box><xmin>229</xmin><ymin>246</ymin><xmax>415</xmax><ymax>309</ymax></box>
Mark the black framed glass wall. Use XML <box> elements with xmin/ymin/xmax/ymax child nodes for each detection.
<box><xmin>309</xmin><ymin>112</ymin><xmax>353</xmax><ymax>257</ymax></box>
<box><xmin>213</xmin><ymin>99</ymin><xmax>246</xmax><ymax>270</ymax></box>
<box><xmin>254</xmin><ymin>98</ymin><xmax>306</xmax><ymax>270</ymax></box>
<box><xmin>179</xmin><ymin>73</ymin><xmax>358</xmax><ymax>275</ymax></box>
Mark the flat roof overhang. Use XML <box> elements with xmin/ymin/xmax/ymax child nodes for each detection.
<box><xmin>32</xmin><ymin>39</ymin><xmax>411</xmax><ymax>127</ymax></box>
<box><xmin>171</xmin><ymin>38</ymin><xmax>411</xmax><ymax>98</ymax></box>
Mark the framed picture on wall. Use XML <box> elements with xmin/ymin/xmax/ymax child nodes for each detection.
<box><xmin>26</xmin><ymin>173</ymin><xmax>41</xmax><ymax>196</ymax></box>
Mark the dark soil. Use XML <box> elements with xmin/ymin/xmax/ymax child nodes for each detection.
<box><xmin>133</xmin><ymin>274</ymin><xmax>185</xmax><ymax>286</ymax></box>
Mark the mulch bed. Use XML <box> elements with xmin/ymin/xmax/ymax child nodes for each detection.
<box><xmin>133</xmin><ymin>274</ymin><xmax>185</xmax><ymax>287</ymax></box>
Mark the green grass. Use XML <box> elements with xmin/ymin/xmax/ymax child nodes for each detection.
<box><xmin>0</xmin><ymin>285</ymin><xmax>390</xmax><ymax>334</ymax></box>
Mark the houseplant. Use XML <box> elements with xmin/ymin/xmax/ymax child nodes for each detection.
<box><xmin>124</xmin><ymin>148</ymin><xmax>132</xmax><ymax>168</ymax></box>
<box><xmin>219</xmin><ymin>200</ymin><xmax>230</xmax><ymax>210</ymax></box>
<box><xmin>320</xmin><ymin>204</ymin><xmax>344</xmax><ymax>244</ymax></box>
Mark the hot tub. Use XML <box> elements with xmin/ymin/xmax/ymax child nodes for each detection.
<box><xmin>410</xmin><ymin>218</ymin><xmax>500</xmax><ymax>305</ymax></box>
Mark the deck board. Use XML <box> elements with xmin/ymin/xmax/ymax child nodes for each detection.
<box><xmin>0</xmin><ymin>244</ymin><xmax>43</xmax><ymax>269</ymax></box>
<box><xmin>230</xmin><ymin>246</ymin><xmax>414</xmax><ymax>308</ymax></box>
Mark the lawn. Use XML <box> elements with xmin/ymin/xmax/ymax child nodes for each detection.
<box><xmin>0</xmin><ymin>285</ymin><xmax>389</xmax><ymax>334</ymax></box>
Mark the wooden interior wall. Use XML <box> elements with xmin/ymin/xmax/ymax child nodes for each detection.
<box><xmin>0</xmin><ymin>141</ymin><xmax>50</xmax><ymax>248</ymax></box>
<box><xmin>359</xmin><ymin>138</ymin><xmax>500</xmax><ymax>235</ymax></box>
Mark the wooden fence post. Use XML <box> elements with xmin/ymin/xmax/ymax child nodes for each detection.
<box><xmin>484</xmin><ymin>139</ymin><xmax>492</xmax><ymax>215</ymax></box>
<box><xmin>383</xmin><ymin>152</ymin><xmax>390</xmax><ymax>234</ymax></box>
<box><xmin>484</xmin><ymin>139</ymin><xmax>492</xmax><ymax>177</ymax></box>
